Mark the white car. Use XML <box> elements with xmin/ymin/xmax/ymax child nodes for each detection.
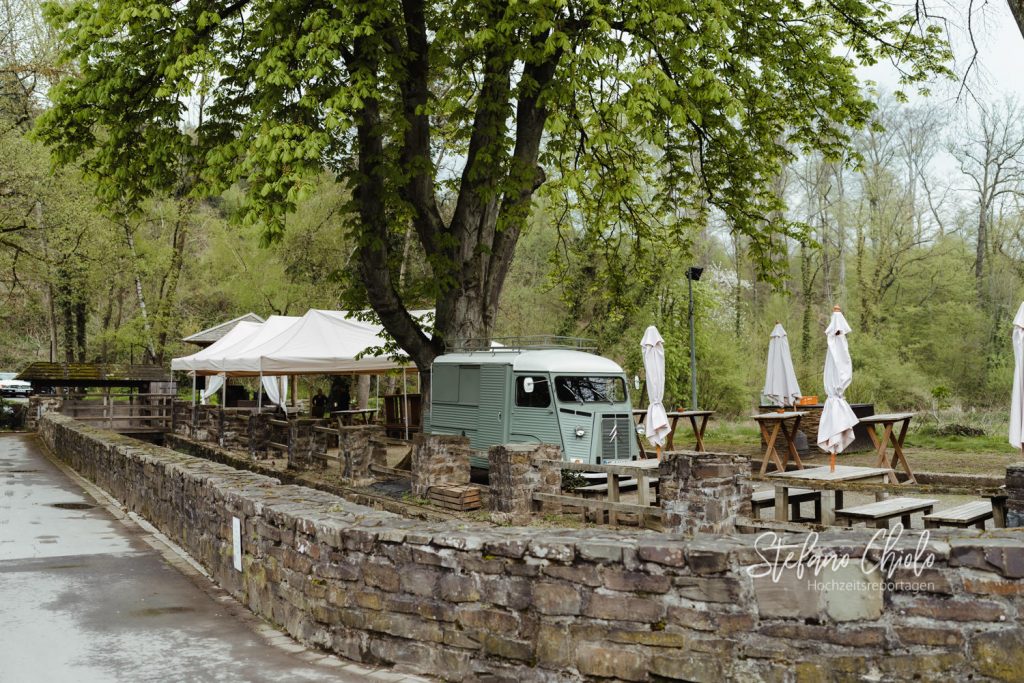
<box><xmin>0</xmin><ymin>373</ymin><xmax>31</xmax><ymax>398</ymax></box>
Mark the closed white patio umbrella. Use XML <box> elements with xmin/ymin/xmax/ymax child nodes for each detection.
<box><xmin>641</xmin><ymin>326</ymin><xmax>670</xmax><ymax>459</ymax></box>
<box><xmin>817</xmin><ymin>306</ymin><xmax>859</xmax><ymax>471</ymax></box>
<box><xmin>763</xmin><ymin>323</ymin><xmax>801</xmax><ymax>407</ymax></box>
<box><xmin>1009</xmin><ymin>303</ymin><xmax>1024</xmax><ymax>454</ymax></box>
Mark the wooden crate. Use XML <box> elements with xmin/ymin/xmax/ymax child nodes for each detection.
<box><xmin>428</xmin><ymin>485</ymin><xmax>481</xmax><ymax>511</ymax></box>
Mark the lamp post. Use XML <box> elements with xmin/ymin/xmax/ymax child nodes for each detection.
<box><xmin>685</xmin><ymin>266</ymin><xmax>704</xmax><ymax>411</ymax></box>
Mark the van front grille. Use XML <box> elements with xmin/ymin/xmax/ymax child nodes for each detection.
<box><xmin>600</xmin><ymin>414</ymin><xmax>631</xmax><ymax>460</ymax></box>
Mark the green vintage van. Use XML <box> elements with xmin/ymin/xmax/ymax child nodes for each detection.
<box><xmin>425</xmin><ymin>346</ymin><xmax>639</xmax><ymax>468</ymax></box>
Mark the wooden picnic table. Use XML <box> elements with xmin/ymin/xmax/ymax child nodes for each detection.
<box><xmin>768</xmin><ymin>465</ymin><xmax>891</xmax><ymax>525</ymax></box>
<box><xmin>858</xmin><ymin>412</ymin><xmax>916</xmax><ymax>484</ymax></box>
<box><xmin>332</xmin><ymin>408</ymin><xmax>377</xmax><ymax>425</ymax></box>
<box><xmin>632</xmin><ymin>409</ymin><xmax>714</xmax><ymax>452</ymax></box>
<box><xmin>752</xmin><ymin>411</ymin><xmax>806</xmax><ymax>475</ymax></box>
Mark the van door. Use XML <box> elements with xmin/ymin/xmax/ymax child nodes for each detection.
<box><xmin>477</xmin><ymin>364</ymin><xmax>509</xmax><ymax>448</ymax></box>
<box><xmin>509</xmin><ymin>373</ymin><xmax>563</xmax><ymax>449</ymax></box>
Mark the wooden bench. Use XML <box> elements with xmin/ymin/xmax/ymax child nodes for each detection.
<box><xmin>752</xmin><ymin>488</ymin><xmax>822</xmax><ymax>523</ymax></box>
<box><xmin>835</xmin><ymin>497</ymin><xmax>938</xmax><ymax>529</ymax></box>
<box><xmin>577</xmin><ymin>479</ymin><xmax>657</xmax><ymax>499</ymax></box>
<box><xmin>923</xmin><ymin>501</ymin><xmax>993</xmax><ymax>530</ymax></box>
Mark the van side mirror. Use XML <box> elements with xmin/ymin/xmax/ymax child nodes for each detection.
<box><xmin>523</xmin><ymin>378</ymin><xmax>534</xmax><ymax>394</ymax></box>
<box><xmin>634</xmin><ymin>376</ymin><xmax>640</xmax><ymax>390</ymax></box>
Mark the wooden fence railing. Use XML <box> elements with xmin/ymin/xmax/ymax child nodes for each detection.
<box><xmin>534</xmin><ymin>459</ymin><xmax>663</xmax><ymax>528</ymax></box>
<box><xmin>58</xmin><ymin>393</ymin><xmax>175</xmax><ymax>432</ymax></box>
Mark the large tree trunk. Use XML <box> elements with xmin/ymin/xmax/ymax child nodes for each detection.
<box><xmin>1010</xmin><ymin>0</ymin><xmax>1024</xmax><ymax>40</ymax></box>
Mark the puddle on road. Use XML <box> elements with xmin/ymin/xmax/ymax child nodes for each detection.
<box><xmin>132</xmin><ymin>606</ymin><xmax>196</xmax><ymax>617</ymax></box>
<box><xmin>49</xmin><ymin>502</ymin><xmax>97</xmax><ymax>511</ymax></box>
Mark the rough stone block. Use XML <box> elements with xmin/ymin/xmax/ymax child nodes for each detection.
<box><xmin>970</xmin><ymin>629</ymin><xmax>1024</xmax><ymax>681</ymax></box>
<box><xmin>531</xmin><ymin>581</ymin><xmax>582</xmax><ymax>616</ymax></box>
<box><xmin>583</xmin><ymin>593</ymin><xmax>665</xmax><ymax>623</ymax></box>
<box><xmin>576</xmin><ymin>642</ymin><xmax>648</xmax><ymax>681</ymax></box>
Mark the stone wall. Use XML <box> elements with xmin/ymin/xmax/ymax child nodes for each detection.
<box><xmin>659</xmin><ymin>451</ymin><xmax>753</xmax><ymax>535</ymax></box>
<box><xmin>488</xmin><ymin>443</ymin><xmax>562</xmax><ymax>524</ymax></box>
<box><xmin>40</xmin><ymin>413</ymin><xmax>1024</xmax><ymax>682</ymax></box>
<box><xmin>410</xmin><ymin>433</ymin><xmax>471</xmax><ymax>497</ymax></box>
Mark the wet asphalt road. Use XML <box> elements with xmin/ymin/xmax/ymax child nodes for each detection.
<box><xmin>0</xmin><ymin>433</ymin><xmax>421</xmax><ymax>683</ymax></box>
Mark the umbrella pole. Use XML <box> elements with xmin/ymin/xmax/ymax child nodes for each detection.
<box><xmin>656</xmin><ymin>444</ymin><xmax>662</xmax><ymax>461</ymax></box>
<box><xmin>830</xmin><ymin>452</ymin><xmax>836</xmax><ymax>472</ymax></box>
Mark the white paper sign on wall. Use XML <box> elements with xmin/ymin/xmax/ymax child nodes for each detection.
<box><xmin>232</xmin><ymin>516</ymin><xmax>242</xmax><ymax>572</ymax></box>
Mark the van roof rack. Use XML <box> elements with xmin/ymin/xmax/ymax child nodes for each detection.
<box><xmin>448</xmin><ymin>335</ymin><xmax>598</xmax><ymax>352</ymax></box>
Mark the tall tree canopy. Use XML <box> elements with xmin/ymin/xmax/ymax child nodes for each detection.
<box><xmin>37</xmin><ymin>0</ymin><xmax>950</xmax><ymax>386</ymax></box>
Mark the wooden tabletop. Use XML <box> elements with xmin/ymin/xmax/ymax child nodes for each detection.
<box><xmin>331</xmin><ymin>409</ymin><xmax>376</xmax><ymax>415</ymax></box>
<box><xmin>858</xmin><ymin>412</ymin><xmax>915</xmax><ymax>423</ymax></box>
<box><xmin>752</xmin><ymin>411</ymin><xmax>807</xmax><ymax>421</ymax></box>
<box><xmin>632</xmin><ymin>409</ymin><xmax>714</xmax><ymax>417</ymax></box>
<box><xmin>602</xmin><ymin>457</ymin><xmax>661</xmax><ymax>469</ymax></box>
<box><xmin>767</xmin><ymin>464</ymin><xmax>891</xmax><ymax>481</ymax></box>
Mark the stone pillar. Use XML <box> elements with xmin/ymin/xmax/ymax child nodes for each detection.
<box><xmin>410</xmin><ymin>434</ymin><xmax>471</xmax><ymax>498</ymax></box>
<box><xmin>288</xmin><ymin>421</ymin><xmax>315</xmax><ymax>471</ymax></box>
<box><xmin>26</xmin><ymin>395</ymin><xmax>62</xmax><ymax>431</ymax></box>
<box><xmin>248</xmin><ymin>413</ymin><xmax>270</xmax><ymax>459</ymax></box>
<box><xmin>1006</xmin><ymin>463</ymin><xmax>1024</xmax><ymax>527</ymax></box>
<box><xmin>338</xmin><ymin>425</ymin><xmax>386</xmax><ymax>483</ymax></box>
<box><xmin>659</xmin><ymin>451</ymin><xmax>752</xmax><ymax>535</ymax></box>
<box><xmin>488</xmin><ymin>444</ymin><xmax>561</xmax><ymax>524</ymax></box>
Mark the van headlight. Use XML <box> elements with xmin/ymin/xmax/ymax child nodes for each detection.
<box><xmin>636</xmin><ymin>425</ymin><xmax>645</xmax><ymax>436</ymax></box>
<box><xmin>574</xmin><ymin>426</ymin><xmax>585</xmax><ymax>438</ymax></box>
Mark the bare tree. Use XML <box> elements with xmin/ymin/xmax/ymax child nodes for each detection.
<box><xmin>952</xmin><ymin>97</ymin><xmax>1024</xmax><ymax>292</ymax></box>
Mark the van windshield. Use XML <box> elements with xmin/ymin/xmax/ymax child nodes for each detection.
<box><xmin>554</xmin><ymin>376</ymin><xmax>627</xmax><ymax>404</ymax></box>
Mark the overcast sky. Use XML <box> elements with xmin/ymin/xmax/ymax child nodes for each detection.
<box><xmin>864</xmin><ymin>1</ymin><xmax>1024</xmax><ymax>105</ymax></box>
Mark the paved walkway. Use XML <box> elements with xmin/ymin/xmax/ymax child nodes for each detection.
<box><xmin>0</xmin><ymin>433</ymin><xmax>426</xmax><ymax>682</ymax></box>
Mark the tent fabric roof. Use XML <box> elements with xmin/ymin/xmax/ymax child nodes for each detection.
<box><xmin>170</xmin><ymin>320</ymin><xmax>263</xmax><ymax>372</ymax></box>
<box><xmin>181</xmin><ymin>313</ymin><xmax>265</xmax><ymax>346</ymax></box>
<box><xmin>170</xmin><ymin>310</ymin><xmax>417</xmax><ymax>376</ymax></box>
<box><xmin>256</xmin><ymin>309</ymin><xmax>409</xmax><ymax>374</ymax></box>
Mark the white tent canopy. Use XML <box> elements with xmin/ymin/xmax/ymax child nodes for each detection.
<box><xmin>257</xmin><ymin>309</ymin><xmax>413</xmax><ymax>374</ymax></box>
<box><xmin>196</xmin><ymin>314</ymin><xmax>301</xmax><ymax>375</ymax></box>
<box><xmin>170</xmin><ymin>310</ymin><xmax>420</xmax><ymax>378</ymax></box>
<box><xmin>171</xmin><ymin>320</ymin><xmax>262</xmax><ymax>372</ymax></box>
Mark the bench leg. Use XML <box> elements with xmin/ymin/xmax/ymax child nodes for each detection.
<box><xmin>924</xmin><ymin>520</ymin><xmax>937</xmax><ymax>529</ymax></box>
<box><xmin>813</xmin><ymin>497</ymin><xmax>822</xmax><ymax>523</ymax></box>
<box><xmin>875</xmin><ymin>519</ymin><xmax>890</xmax><ymax>530</ymax></box>
<box><xmin>976</xmin><ymin>519</ymin><xmax>986</xmax><ymax>530</ymax></box>
<box><xmin>774</xmin><ymin>485</ymin><xmax>791</xmax><ymax>522</ymax></box>
<box><xmin>900</xmin><ymin>513</ymin><xmax>912</xmax><ymax>529</ymax></box>
<box><xmin>821</xmin><ymin>490</ymin><xmax>837</xmax><ymax>526</ymax></box>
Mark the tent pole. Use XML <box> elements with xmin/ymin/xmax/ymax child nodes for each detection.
<box><xmin>403</xmin><ymin>367</ymin><xmax>409</xmax><ymax>441</ymax></box>
<box><xmin>258</xmin><ymin>372</ymin><xmax>263</xmax><ymax>410</ymax></box>
<box><xmin>191</xmin><ymin>373</ymin><xmax>196</xmax><ymax>407</ymax></box>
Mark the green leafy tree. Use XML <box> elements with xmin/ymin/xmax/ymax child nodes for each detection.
<box><xmin>37</xmin><ymin>0</ymin><xmax>951</xmax><ymax>399</ymax></box>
